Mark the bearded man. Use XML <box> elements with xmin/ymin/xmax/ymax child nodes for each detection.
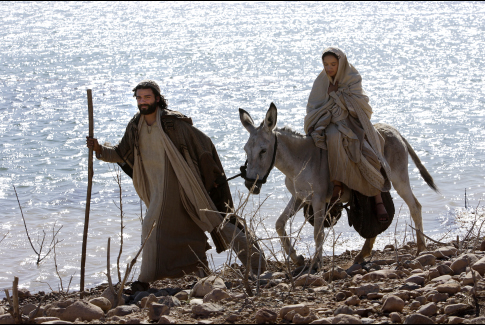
<box><xmin>86</xmin><ymin>80</ymin><xmax>265</xmax><ymax>285</ymax></box>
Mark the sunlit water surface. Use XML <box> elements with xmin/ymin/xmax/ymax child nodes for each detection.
<box><xmin>1</xmin><ymin>2</ymin><xmax>484</xmax><ymax>293</ymax></box>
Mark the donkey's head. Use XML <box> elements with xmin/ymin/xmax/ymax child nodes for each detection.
<box><xmin>239</xmin><ymin>103</ymin><xmax>278</xmax><ymax>195</ymax></box>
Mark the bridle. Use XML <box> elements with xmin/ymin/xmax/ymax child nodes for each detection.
<box><xmin>224</xmin><ymin>133</ymin><xmax>278</xmax><ymax>186</ymax></box>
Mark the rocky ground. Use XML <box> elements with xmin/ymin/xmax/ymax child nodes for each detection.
<box><xmin>3</xmin><ymin>240</ymin><xmax>485</xmax><ymax>324</ymax></box>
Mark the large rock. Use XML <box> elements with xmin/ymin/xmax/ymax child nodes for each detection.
<box><xmin>382</xmin><ymin>295</ymin><xmax>405</xmax><ymax>313</ymax></box>
<box><xmin>148</xmin><ymin>303</ymin><xmax>170</xmax><ymax>322</ymax></box>
<box><xmin>191</xmin><ymin>303</ymin><xmax>224</xmax><ymax>317</ymax></box>
<box><xmin>403</xmin><ymin>313</ymin><xmax>435</xmax><ymax>324</ymax></box>
<box><xmin>22</xmin><ymin>304</ymin><xmax>37</xmax><ymax>316</ymax></box>
<box><xmin>390</xmin><ymin>313</ymin><xmax>402</xmax><ymax>323</ymax></box>
<box><xmin>255</xmin><ymin>308</ymin><xmax>277</xmax><ymax>324</ymax></box>
<box><xmin>403</xmin><ymin>260</ymin><xmax>423</xmax><ymax>270</ymax></box>
<box><xmin>310</xmin><ymin>318</ymin><xmax>332</xmax><ymax>324</ymax></box>
<box><xmin>279</xmin><ymin>304</ymin><xmax>310</xmax><ymax>319</ymax></box>
<box><xmin>89</xmin><ymin>297</ymin><xmax>112</xmax><ymax>312</ymax></box>
<box><xmin>349</xmin><ymin>284</ymin><xmax>379</xmax><ymax>297</ymax></box>
<box><xmin>192</xmin><ymin>276</ymin><xmax>226</xmax><ymax>298</ymax></box>
<box><xmin>345</xmin><ymin>295</ymin><xmax>360</xmax><ymax>306</ymax></box>
<box><xmin>295</xmin><ymin>274</ymin><xmax>326</xmax><ymax>287</ymax></box>
<box><xmin>33</xmin><ymin>317</ymin><xmax>60</xmax><ymax>324</ymax></box>
<box><xmin>444</xmin><ymin>304</ymin><xmax>471</xmax><ymax>315</ymax></box>
<box><xmin>174</xmin><ymin>290</ymin><xmax>189</xmax><ymax>301</ymax></box>
<box><xmin>417</xmin><ymin>302</ymin><xmax>438</xmax><ymax>317</ymax></box>
<box><xmin>362</xmin><ymin>270</ymin><xmax>399</xmax><ymax>282</ymax></box>
<box><xmin>469</xmin><ymin>317</ymin><xmax>485</xmax><ymax>324</ymax></box>
<box><xmin>450</xmin><ymin>254</ymin><xmax>478</xmax><ymax>274</ymax></box>
<box><xmin>140</xmin><ymin>294</ymin><xmax>159</xmax><ymax>308</ymax></box>
<box><xmin>433</xmin><ymin>246</ymin><xmax>457</xmax><ymax>259</ymax></box>
<box><xmin>471</xmin><ymin>256</ymin><xmax>485</xmax><ymax>276</ymax></box>
<box><xmin>415</xmin><ymin>254</ymin><xmax>436</xmax><ymax>267</ymax></box>
<box><xmin>430</xmin><ymin>292</ymin><xmax>449</xmax><ymax>303</ymax></box>
<box><xmin>332</xmin><ymin>314</ymin><xmax>362</xmax><ymax>324</ymax></box>
<box><xmin>61</xmin><ymin>301</ymin><xmax>104</xmax><ymax>322</ymax></box>
<box><xmin>436</xmin><ymin>281</ymin><xmax>461</xmax><ymax>295</ymax></box>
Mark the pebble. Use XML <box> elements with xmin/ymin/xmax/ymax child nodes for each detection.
<box><xmin>460</xmin><ymin>270</ymin><xmax>482</xmax><ymax>285</ymax></box>
<box><xmin>448</xmin><ymin>316</ymin><xmax>465</xmax><ymax>324</ymax></box>
<box><xmin>174</xmin><ymin>290</ymin><xmax>189</xmax><ymax>301</ymax></box>
<box><xmin>158</xmin><ymin>316</ymin><xmax>177</xmax><ymax>324</ymax></box>
<box><xmin>409</xmin><ymin>301</ymin><xmax>420</xmax><ymax>310</ymax></box>
<box><xmin>332</xmin><ymin>314</ymin><xmax>363</xmax><ymax>324</ymax></box>
<box><xmin>436</xmin><ymin>281</ymin><xmax>461</xmax><ymax>295</ymax></box>
<box><xmin>148</xmin><ymin>303</ymin><xmax>170</xmax><ymax>322</ymax></box>
<box><xmin>191</xmin><ymin>303</ymin><xmax>224</xmax><ymax>317</ymax></box>
<box><xmin>192</xmin><ymin>276</ymin><xmax>227</xmax><ymax>298</ymax></box>
<box><xmin>403</xmin><ymin>313</ymin><xmax>435</xmax><ymax>324</ymax></box>
<box><xmin>345</xmin><ymin>295</ymin><xmax>360</xmax><ymax>306</ymax></box>
<box><xmin>107</xmin><ymin>305</ymin><xmax>139</xmax><ymax>317</ymax></box>
<box><xmin>430</xmin><ymin>274</ymin><xmax>452</xmax><ymax>284</ymax></box>
<box><xmin>433</xmin><ymin>246</ymin><xmax>457</xmax><ymax>259</ymax></box>
<box><xmin>382</xmin><ymin>295</ymin><xmax>405</xmax><ymax>313</ymax></box>
<box><xmin>362</xmin><ymin>270</ymin><xmax>400</xmax><ymax>282</ymax></box>
<box><xmin>472</xmin><ymin>256</ymin><xmax>485</xmax><ymax>276</ymax></box>
<box><xmin>203</xmin><ymin>288</ymin><xmax>230</xmax><ymax>303</ymax></box>
<box><xmin>350</xmin><ymin>284</ymin><xmax>380</xmax><ymax>297</ymax></box>
<box><xmin>279</xmin><ymin>304</ymin><xmax>310</xmax><ymax>319</ymax></box>
<box><xmin>415</xmin><ymin>254</ymin><xmax>436</xmax><ymax>267</ymax></box>
<box><xmin>403</xmin><ymin>260</ymin><xmax>423</xmax><ymax>270</ymax></box>
<box><xmin>89</xmin><ymin>297</ymin><xmax>112</xmax><ymax>312</ymax></box>
<box><xmin>294</xmin><ymin>274</ymin><xmax>326</xmax><ymax>287</ymax></box>
<box><xmin>417</xmin><ymin>302</ymin><xmax>438</xmax><ymax>317</ymax></box>
<box><xmin>405</xmin><ymin>276</ymin><xmax>425</xmax><ymax>286</ymax></box>
<box><xmin>431</xmin><ymin>292</ymin><xmax>449</xmax><ymax>303</ymax></box>
<box><xmin>399</xmin><ymin>282</ymin><xmax>421</xmax><ymax>291</ymax></box>
<box><xmin>293</xmin><ymin>313</ymin><xmax>318</xmax><ymax>324</ymax></box>
<box><xmin>254</xmin><ymin>308</ymin><xmax>277</xmax><ymax>324</ymax></box>
<box><xmin>444</xmin><ymin>303</ymin><xmax>470</xmax><ymax>315</ymax></box>
<box><xmin>436</xmin><ymin>264</ymin><xmax>453</xmax><ymax>276</ymax></box>
<box><xmin>323</xmin><ymin>266</ymin><xmax>348</xmax><ymax>281</ymax></box>
<box><xmin>450</xmin><ymin>253</ymin><xmax>478</xmax><ymax>274</ymax></box>
<box><xmin>334</xmin><ymin>305</ymin><xmax>354</xmax><ymax>315</ymax></box>
<box><xmin>389</xmin><ymin>312</ymin><xmax>402</xmax><ymax>323</ymax></box>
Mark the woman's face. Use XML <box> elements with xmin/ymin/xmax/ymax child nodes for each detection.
<box><xmin>323</xmin><ymin>55</ymin><xmax>339</xmax><ymax>78</ymax></box>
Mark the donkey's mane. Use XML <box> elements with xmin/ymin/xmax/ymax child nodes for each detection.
<box><xmin>276</xmin><ymin>126</ymin><xmax>306</xmax><ymax>138</ymax></box>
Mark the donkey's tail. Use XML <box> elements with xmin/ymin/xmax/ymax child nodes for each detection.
<box><xmin>402</xmin><ymin>136</ymin><xmax>440</xmax><ymax>194</ymax></box>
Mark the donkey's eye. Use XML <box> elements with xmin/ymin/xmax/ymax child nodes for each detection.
<box><xmin>260</xmin><ymin>149</ymin><xmax>267</xmax><ymax>157</ymax></box>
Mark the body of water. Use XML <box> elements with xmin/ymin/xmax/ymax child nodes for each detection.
<box><xmin>1</xmin><ymin>1</ymin><xmax>484</xmax><ymax>293</ymax></box>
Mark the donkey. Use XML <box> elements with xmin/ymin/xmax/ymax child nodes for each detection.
<box><xmin>239</xmin><ymin>103</ymin><xmax>439</xmax><ymax>266</ymax></box>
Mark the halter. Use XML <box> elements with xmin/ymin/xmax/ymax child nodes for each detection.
<box><xmin>224</xmin><ymin>133</ymin><xmax>278</xmax><ymax>186</ymax></box>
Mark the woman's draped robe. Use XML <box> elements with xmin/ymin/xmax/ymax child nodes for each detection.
<box><xmin>304</xmin><ymin>47</ymin><xmax>391</xmax><ymax>196</ymax></box>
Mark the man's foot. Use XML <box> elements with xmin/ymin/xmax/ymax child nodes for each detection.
<box><xmin>376</xmin><ymin>202</ymin><xmax>389</xmax><ymax>223</ymax></box>
<box><xmin>130</xmin><ymin>281</ymin><xmax>149</xmax><ymax>293</ymax></box>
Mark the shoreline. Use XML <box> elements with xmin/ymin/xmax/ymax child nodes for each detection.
<box><xmin>2</xmin><ymin>237</ymin><xmax>485</xmax><ymax>324</ymax></box>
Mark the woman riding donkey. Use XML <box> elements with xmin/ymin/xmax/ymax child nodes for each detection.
<box><xmin>304</xmin><ymin>47</ymin><xmax>391</xmax><ymax>221</ymax></box>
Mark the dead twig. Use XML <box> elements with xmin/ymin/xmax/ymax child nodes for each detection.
<box><xmin>0</xmin><ymin>230</ymin><xmax>9</xmax><ymax>246</ymax></box>
<box><xmin>408</xmin><ymin>224</ymin><xmax>447</xmax><ymax>245</ymax></box>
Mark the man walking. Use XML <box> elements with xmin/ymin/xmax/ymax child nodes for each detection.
<box><xmin>87</xmin><ymin>80</ymin><xmax>265</xmax><ymax>284</ymax></box>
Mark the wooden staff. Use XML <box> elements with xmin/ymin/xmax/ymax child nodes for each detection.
<box><xmin>81</xmin><ymin>89</ymin><xmax>94</xmax><ymax>297</ymax></box>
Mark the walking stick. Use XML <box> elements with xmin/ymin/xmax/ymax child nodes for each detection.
<box><xmin>81</xmin><ymin>89</ymin><xmax>94</xmax><ymax>298</ymax></box>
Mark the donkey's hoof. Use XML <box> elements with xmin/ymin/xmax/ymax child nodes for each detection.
<box><xmin>353</xmin><ymin>255</ymin><xmax>365</xmax><ymax>265</ymax></box>
<box><xmin>296</xmin><ymin>255</ymin><xmax>305</xmax><ymax>267</ymax></box>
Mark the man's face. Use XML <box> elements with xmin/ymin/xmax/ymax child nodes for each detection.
<box><xmin>136</xmin><ymin>88</ymin><xmax>159</xmax><ymax>115</ymax></box>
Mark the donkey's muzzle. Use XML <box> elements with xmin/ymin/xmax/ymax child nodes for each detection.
<box><xmin>245</xmin><ymin>180</ymin><xmax>262</xmax><ymax>195</ymax></box>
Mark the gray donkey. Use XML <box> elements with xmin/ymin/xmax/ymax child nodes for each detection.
<box><xmin>239</xmin><ymin>103</ymin><xmax>439</xmax><ymax>266</ymax></box>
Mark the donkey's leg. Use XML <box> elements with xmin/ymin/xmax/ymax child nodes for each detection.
<box><xmin>393</xmin><ymin>181</ymin><xmax>426</xmax><ymax>254</ymax></box>
<box><xmin>275</xmin><ymin>196</ymin><xmax>305</xmax><ymax>266</ymax></box>
<box><xmin>311</xmin><ymin>199</ymin><xmax>327</xmax><ymax>269</ymax></box>
<box><xmin>354</xmin><ymin>237</ymin><xmax>376</xmax><ymax>264</ymax></box>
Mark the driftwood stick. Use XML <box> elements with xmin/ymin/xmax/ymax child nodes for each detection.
<box><xmin>81</xmin><ymin>89</ymin><xmax>94</xmax><ymax>297</ymax></box>
<box><xmin>12</xmin><ymin>277</ymin><xmax>21</xmax><ymax>324</ymax></box>
<box><xmin>408</xmin><ymin>225</ymin><xmax>447</xmax><ymax>245</ymax></box>
<box><xmin>106</xmin><ymin>237</ymin><xmax>117</xmax><ymax>307</ymax></box>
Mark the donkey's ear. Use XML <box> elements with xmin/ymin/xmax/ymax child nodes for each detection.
<box><xmin>264</xmin><ymin>102</ymin><xmax>277</xmax><ymax>131</ymax></box>
<box><xmin>239</xmin><ymin>108</ymin><xmax>256</xmax><ymax>133</ymax></box>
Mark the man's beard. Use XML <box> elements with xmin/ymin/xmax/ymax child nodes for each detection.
<box><xmin>138</xmin><ymin>102</ymin><xmax>158</xmax><ymax>115</ymax></box>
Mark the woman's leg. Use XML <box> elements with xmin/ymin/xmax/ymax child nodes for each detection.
<box><xmin>331</xmin><ymin>180</ymin><xmax>343</xmax><ymax>201</ymax></box>
<box><xmin>374</xmin><ymin>192</ymin><xmax>389</xmax><ymax>222</ymax></box>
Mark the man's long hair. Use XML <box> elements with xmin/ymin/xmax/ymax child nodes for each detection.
<box><xmin>132</xmin><ymin>85</ymin><xmax>168</xmax><ymax>110</ymax></box>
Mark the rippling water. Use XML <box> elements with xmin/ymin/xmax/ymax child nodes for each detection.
<box><xmin>1</xmin><ymin>2</ymin><xmax>484</xmax><ymax>293</ymax></box>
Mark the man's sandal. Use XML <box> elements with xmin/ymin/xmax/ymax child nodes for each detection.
<box><xmin>376</xmin><ymin>202</ymin><xmax>389</xmax><ymax>223</ymax></box>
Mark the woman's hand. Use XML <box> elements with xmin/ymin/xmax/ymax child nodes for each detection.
<box><xmin>327</xmin><ymin>81</ymin><xmax>339</xmax><ymax>95</ymax></box>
